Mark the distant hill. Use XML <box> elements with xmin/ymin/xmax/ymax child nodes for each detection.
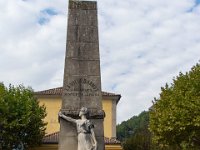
<box><xmin>117</xmin><ymin>111</ymin><xmax>149</xmax><ymax>141</ymax></box>
<box><xmin>116</xmin><ymin>111</ymin><xmax>152</xmax><ymax>150</ymax></box>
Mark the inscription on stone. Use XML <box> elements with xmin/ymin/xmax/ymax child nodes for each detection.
<box><xmin>63</xmin><ymin>78</ymin><xmax>99</xmax><ymax>97</ymax></box>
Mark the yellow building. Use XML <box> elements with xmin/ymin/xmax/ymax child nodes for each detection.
<box><xmin>33</xmin><ymin>87</ymin><xmax>123</xmax><ymax>150</ymax></box>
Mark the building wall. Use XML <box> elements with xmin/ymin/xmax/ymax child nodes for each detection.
<box><xmin>30</xmin><ymin>144</ymin><xmax>123</xmax><ymax>150</ymax></box>
<box><xmin>112</xmin><ymin>100</ymin><xmax>117</xmax><ymax>138</ymax></box>
<box><xmin>39</xmin><ymin>97</ymin><xmax>61</xmax><ymax>134</ymax></box>
<box><xmin>30</xmin><ymin>144</ymin><xmax>57</xmax><ymax>150</ymax></box>
<box><xmin>38</xmin><ymin>96</ymin><xmax>116</xmax><ymax>138</ymax></box>
<box><xmin>102</xmin><ymin>99</ymin><xmax>113</xmax><ymax>138</ymax></box>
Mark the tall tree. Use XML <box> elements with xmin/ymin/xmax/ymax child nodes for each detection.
<box><xmin>149</xmin><ymin>63</ymin><xmax>200</xmax><ymax>149</ymax></box>
<box><xmin>0</xmin><ymin>83</ymin><xmax>47</xmax><ymax>150</ymax></box>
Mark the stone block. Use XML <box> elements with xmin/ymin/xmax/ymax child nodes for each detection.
<box><xmin>68</xmin><ymin>10</ymin><xmax>98</xmax><ymax>26</ymax></box>
<box><xmin>69</xmin><ymin>1</ymin><xmax>97</xmax><ymax>10</ymax></box>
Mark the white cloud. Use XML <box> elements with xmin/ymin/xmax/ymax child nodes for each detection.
<box><xmin>0</xmin><ymin>0</ymin><xmax>67</xmax><ymax>90</ymax></box>
<box><xmin>0</xmin><ymin>0</ymin><xmax>200</xmax><ymax>123</ymax></box>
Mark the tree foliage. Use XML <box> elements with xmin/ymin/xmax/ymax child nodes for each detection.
<box><xmin>0</xmin><ymin>83</ymin><xmax>47</xmax><ymax>150</ymax></box>
<box><xmin>117</xmin><ymin>111</ymin><xmax>153</xmax><ymax>150</ymax></box>
<box><xmin>123</xmin><ymin>127</ymin><xmax>152</xmax><ymax>150</ymax></box>
<box><xmin>149</xmin><ymin>63</ymin><xmax>200</xmax><ymax>149</ymax></box>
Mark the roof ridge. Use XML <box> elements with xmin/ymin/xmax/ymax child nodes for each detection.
<box><xmin>35</xmin><ymin>87</ymin><xmax>121</xmax><ymax>96</ymax></box>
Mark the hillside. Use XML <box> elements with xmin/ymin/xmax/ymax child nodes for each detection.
<box><xmin>116</xmin><ymin>111</ymin><xmax>152</xmax><ymax>150</ymax></box>
<box><xmin>117</xmin><ymin>111</ymin><xmax>149</xmax><ymax>141</ymax></box>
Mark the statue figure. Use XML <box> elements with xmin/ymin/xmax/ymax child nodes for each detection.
<box><xmin>59</xmin><ymin>107</ymin><xmax>98</xmax><ymax>150</ymax></box>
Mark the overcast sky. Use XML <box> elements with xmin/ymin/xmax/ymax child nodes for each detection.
<box><xmin>0</xmin><ymin>0</ymin><xmax>200</xmax><ymax>123</ymax></box>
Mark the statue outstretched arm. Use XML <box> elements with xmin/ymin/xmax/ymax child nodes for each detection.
<box><xmin>58</xmin><ymin>112</ymin><xmax>76</xmax><ymax>123</ymax></box>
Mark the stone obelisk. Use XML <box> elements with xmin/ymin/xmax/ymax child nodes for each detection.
<box><xmin>59</xmin><ymin>0</ymin><xmax>105</xmax><ymax>150</ymax></box>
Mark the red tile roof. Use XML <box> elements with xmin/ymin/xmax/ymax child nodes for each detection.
<box><xmin>43</xmin><ymin>132</ymin><xmax>59</xmax><ymax>144</ymax></box>
<box><xmin>35</xmin><ymin>87</ymin><xmax>120</xmax><ymax>97</ymax></box>
<box><xmin>42</xmin><ymin>132</ymin><xmax>121</xmax><ymax>145</ymax></box>
<box><xmin>35</xmin><ymin>87</ymin><xmax>63</xmax><ymax>96</ymax></box>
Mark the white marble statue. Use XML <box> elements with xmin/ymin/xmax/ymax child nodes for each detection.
<box><xmin>59</xmin><ymin>107</ymin><xmax>98</xmax><ymax>150</ymax></box>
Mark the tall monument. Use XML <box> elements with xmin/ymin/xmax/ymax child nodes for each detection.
<box><xmin>59</xmin><ymin>0</ymin><xmax>105</xmax><ymax>150</ymax></box>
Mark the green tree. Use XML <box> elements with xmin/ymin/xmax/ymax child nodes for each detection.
<box><xmin>123</xmin><ymin>127</ymin><xmax>151</xmax><ymax>150</ymax></box>
<box><xmin>0</xmin><ymin>83</ymin><xmax>47</xmax><ymax>150</ymax></box>
<box><xmin>117</xmin><ymin>111</ymin><xmax>154</xmax><ymax>150</ymax></box>
<box><xmin>149</xmin><ymin>63</ymin><xmax>200</xmax><ymax>149</ymax></box>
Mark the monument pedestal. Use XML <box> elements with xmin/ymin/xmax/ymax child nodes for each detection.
<box><xmin>59</xmin><ymin>1</ymin><xmax>105</xmax><ymax>150</ymax></box>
